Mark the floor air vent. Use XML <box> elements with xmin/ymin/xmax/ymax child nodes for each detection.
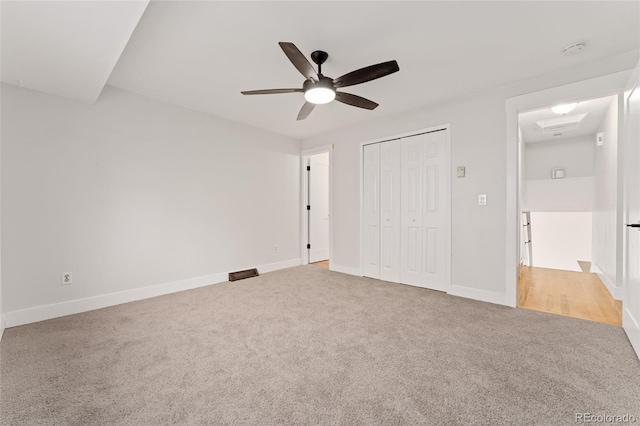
<box><xmin>229</xmin><ymin>268</ymin><xmax>259</xmax><ymax>281</ymax></box>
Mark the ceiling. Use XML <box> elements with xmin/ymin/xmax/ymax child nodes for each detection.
<box><xmin>2</xmin><ymin>1</ymin><xmax>639</xmax><ymax>140</ymax></box>
<box><xmin>519</xmin><ymin>95</ymin><xmax>616</xmax><ymax>143</ymax></box>
<box><xmin>1</xmin><ymin>1</ymin><xmax>148</xmax><ymax>104</ymax></box>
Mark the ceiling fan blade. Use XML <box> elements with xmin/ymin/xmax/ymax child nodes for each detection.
<box><xmin>335</xmin><ymin>92</ymin><xmax>379</xmax><ymax>110</ymax></box>
<box><xmin>279</xmin><ymin>42</ymin><xmax>318</xmax><ymax>81</ymax></box>
<box><xmin>333</xmin><ymin>60</ymin><xmax>399</xmax><ymax>88</ymax></box>
<box><xmin>297</xmin><ymin>102</ymin><xmax>316</xmax><ymax>120</ymax></box>
<box><xmin>241</xmin><ymin>88</ymin><xmax>303</xmax><ymax>95</ymax></box>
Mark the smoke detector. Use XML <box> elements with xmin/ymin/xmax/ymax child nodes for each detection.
<box><xmin>563</xmin><ymin>42</ymin><xmax>585</xmax><ymax>56</ymax></box>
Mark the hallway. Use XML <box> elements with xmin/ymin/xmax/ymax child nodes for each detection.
<box><xmin>518</xmin><ymin>266</ymin><xmax>622</xmax><ymax>326</ymax></box>
<box><xmin>311</xmin><ymin>260</ymin><xmax>329</xmax><ymax>269</ymax></box>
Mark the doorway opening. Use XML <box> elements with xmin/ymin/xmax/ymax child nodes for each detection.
<box><xmin>301</xmin><ymin>145</ymin><xmax>333</xmax><ymax>269</ymax></box>
<box><xmin>516</xmin><ymin>94</ymin><xmax>623</xmax><ymax>326</ymax></box>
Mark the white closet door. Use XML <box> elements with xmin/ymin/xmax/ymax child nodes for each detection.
<box><xmin>400</xmin><ymin>135</ymin><xmax>424</xmax><ymax>286</ymax></box>
<box><xmin>363</xmin><ymin>144</ymin><xmax>380</xmax><ymax>279</ymax></box>
<box><xmin>379</xmin><ymin>140</ymin><xmax>401</xmax><ymax>282</ymax></box>
<box><xmin>422</xmin><ymin>131</ymin><xmax>448</xmax><ymax>291</ymax></box>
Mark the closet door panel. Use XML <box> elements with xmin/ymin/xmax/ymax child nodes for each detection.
<box><xmin>379</xmin><ymin>140</ymin><xmax>401</xmax><ymax>282</ymax></box>
<box><xmin>422</xmin><ymin>131</ymin><xmax>448</xmax><ymax>291</ymax></box>
<box><xmin>363</xmin><ymin>144</ymin><xmax>380</xmax><ymax>279</ymax></box>
<box><xmin>401</xmin><ymin>135</ymin><xmax>424</xmax><ymax>286</ymax></box>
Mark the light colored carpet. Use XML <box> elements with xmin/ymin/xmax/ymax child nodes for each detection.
<box><xmin>1</xmin><ymin>265</ymin><xmax>639</xmax><ymax>425</ymax></box>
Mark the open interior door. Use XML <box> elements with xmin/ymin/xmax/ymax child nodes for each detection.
<box><xmin>309</xmin><ymin>152</ymin><xmax>330</xmax><ymax>263</ymax></box>
<box><xmin>623</xmin><ymin>60</ymin><xmax>640</xmax><ymax>359</ymax></box>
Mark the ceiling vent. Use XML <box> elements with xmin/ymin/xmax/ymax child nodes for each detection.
<box><xmin>536</xmin><ymin>113</ymin><xmax>588</xmax><ymax>134</ymax></box>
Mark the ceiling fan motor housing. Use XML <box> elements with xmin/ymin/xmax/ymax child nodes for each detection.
<box><xmin>303</xmin><ymin>76</ymin><xmax>336</xmax><ymax>104</ymax></box>
<box><xmin>303</xmin><ymin>76</ymin><xmax>334</xmax><ymax>92</ymax></box>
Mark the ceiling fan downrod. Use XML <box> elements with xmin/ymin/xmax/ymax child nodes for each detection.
<box><xmin>310</xmin><ymin>50</ymin><xmax>329</xmax><ymax>77</ymax></box>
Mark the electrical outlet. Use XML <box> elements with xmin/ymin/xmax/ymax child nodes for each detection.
<box><xmin>274</xmin><ymin>245</ymin><xmax>278</xmax><ymax>252</ymax></box>
<box><xmin>62</xmin><ymin>272</ymin><xmax>72</xmax><ymax>285</ymax></box>
<box><xmin>478</xmin><ymin>194</ymin><xmax>487</xmax><ymax>206</ymax></box>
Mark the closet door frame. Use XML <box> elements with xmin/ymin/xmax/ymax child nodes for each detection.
<box><xmin>359</xmin><ymin>124</ymin><xmax>451</xmax><ymax>293</ymax></box>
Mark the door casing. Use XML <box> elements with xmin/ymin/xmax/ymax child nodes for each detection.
<box><xmin>505</xmin><ymin>71</ymin><xmax>632</xmax><ymax>308</ymax></box>
<box><xmin>622</xmin><ymin>62</ymin><xmax>640</xmax><ymax>358</ymax></box>
<box><xmin>309</xmin><ymin>152</ymin><xmax>330</xmax><ymax>263</ymax></box>
<box><xmin>301</xmin><ymin>144</ymin><xmax>333</xmax><ymax>267</ymax></box>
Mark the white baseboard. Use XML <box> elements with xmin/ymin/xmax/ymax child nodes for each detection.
<box><xmin>0</xmin><ymin>317</ymin><xmax>5</xmax><ymax>343</ymax></box>
<box><xmin>623</xmin><ymin>307</ymin><xmax>640</xmax><ymax>361</ymax></box>
<box><xmin>448</xmin><ymin>284</ymin><xmax>510</xmax><ymax>307</ymax></box>
<box><xmin>330</xmin><ymin>263</ymin><xmax>361</xmax><ymax>277</ymax></box>
<box><xmin>590</xmin><ymin>263</ymin><xmax>623</xmax><ymax>300</ymax></box>
<box><xmin>258</xmin><ymin>258</ymin><xmax>301</xmax><ymax>273</ymax></box>
<box><xmin>4</xmin><ymin>258</ymin><xmax>301</xmax><ymax>328</ymax></box>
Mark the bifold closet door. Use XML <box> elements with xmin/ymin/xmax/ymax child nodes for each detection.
<box><xmin>400</xmin><ymin>131</ymin><xmax>449</xmax><ymax>290</ymax></box>
<box><xmin>379</xmin><ymin>140</ymin><xmax>401</xmax><ymax>282</ymax></box>
<box><xmin>400</xmin><ymin>135</ymin><xmax>424</xmax><ymax>286</ymax></box>
<box><xmin>363</xmin><ymin>143</ymin><xmax>380</xmax><ymax>279</ymax></box>
<box><xmin>422</xmin><ymin>130</ymin><xmax>448</xmax><ymax>291</ymax></box>
<box><xmin>364</xmin><ymin>131</ymin><xmax>448</xmax><ymax>287</ymax></box>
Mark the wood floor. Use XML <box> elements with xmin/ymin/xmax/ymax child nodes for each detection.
<box><xmin>311</xmin><ymin>260</ymin><xmax>329</xmax><ymax>269</ymax></box>
<box><xmin>518</xmin><ymin>266</ymin><xmax>622</xmax><ymax>326</ymax></box>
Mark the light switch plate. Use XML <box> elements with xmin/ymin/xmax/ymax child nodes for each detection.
<box><xmin>457</xmin><ymin>166</ymin><xmax>465</xmax><ymax>178</ymax></box>
<box><xmin>478</xmin><ymin>194</ymin><xmax>487</xmax><ymax>206</ymax></box>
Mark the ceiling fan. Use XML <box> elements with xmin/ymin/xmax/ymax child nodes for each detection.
<box><xmin>241</xmin><ymin>42</ymin><xmax>399</xmax><ymax>120</ymax></box>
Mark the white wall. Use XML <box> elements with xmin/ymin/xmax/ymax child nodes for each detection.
<box><xmin>530</xmin><ymin>212</ymin><xmax>592</xmax><ymax>272</ymax></box>
<box><xmin>522</xmin><ymin>136</ymin><xmax>595</xmax><ymax>212</ymax></box>
<box><xmin>523</xmin><ymin>177</ymin><xmax>595</xmax><ymax>212</ymax></box>
<box><xmin>300</xmin><ymin>55</ymin><xmax>637</xmax><ymax>305</ymax></box>
<box><xmin>1</xmin><ymin>84</ymin><xmax>301</xmax><ymax>324</ymax></box>
<box><xmin>592</xmin><ymin>96</ymin><xmax>620</xmax><ymax>297</ymax></box>
<box><xmin>0</xmin><ymin>82</ymin><xmax>3</xmax><ymax>340</ymax></box>
<box><xmin>524</xmin><ymin>136</ymin><xmax>594</xmax><ymax>180</ymax></box>
<box><xmin>308</xmin><ymin>92</ymin><xmax>514</xmax><ymax>298</ymax></box>
<box><xmin>0</xmin><ymin>2</ymin><xmax>3</xmax><ymax>336</ymax></box>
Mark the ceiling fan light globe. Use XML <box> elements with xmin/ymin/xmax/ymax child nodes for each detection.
<box><xmin>305</xmin><ymin>87</ymin><xmax>335</xmax><ymax>104</ymax></box>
